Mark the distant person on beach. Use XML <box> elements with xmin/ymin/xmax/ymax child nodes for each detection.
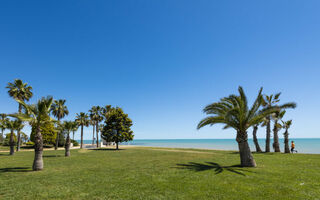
<box><xmin>291</xmin><ymin>141</ymin><xmax>298</xmax><ymax>153</ymax></box>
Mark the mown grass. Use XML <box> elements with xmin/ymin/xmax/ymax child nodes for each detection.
<box><xmin>0</xmin><ymin>147</ymin><xmax>319</xmax><ymax>200</ymax></box>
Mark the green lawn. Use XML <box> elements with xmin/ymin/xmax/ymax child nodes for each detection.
<box><xmin>0</xmin><ymin>147</ymin><xmax>319</xmax><ymax>200</ymax></box>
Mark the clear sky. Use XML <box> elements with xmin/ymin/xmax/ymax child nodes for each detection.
<box><xmin>0</xmin><ymin>0</ymin><xmax>320</xmax><ymax>140</ymax></box>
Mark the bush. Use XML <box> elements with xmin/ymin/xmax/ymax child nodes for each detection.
<box><xmin>71</xmin><ymin>139</ymin><xmax>79</xmax><ymax>146</ymax></box>
<box><xmin>26</xmin><ymin>141</ymin><xmax>35</xmax><ymax>146</ymax></box>
<box><xmin>31</xmin><ymin>122</ymin><xmax>57</xmax><ymax>145</ymax></box>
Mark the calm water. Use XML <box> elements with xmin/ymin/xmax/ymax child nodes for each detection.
<box><xmin>80</xmin><ymin>138</ymin><xmax>320</xmax><ymax>154</ymax></box>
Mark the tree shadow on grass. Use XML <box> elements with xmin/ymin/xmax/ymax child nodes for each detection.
<box><xmin>0</xmin><ymin>167</ymin><xmax>31</xmax><ymax>173</ymax></box>
<box><xmin>43</xmin><ymin>155</ymin><xmax>63</xmax><ymax>158</ymax></box>
<box><xmin>0</xmin><ymin>153</ymin><xmax>9</xmax><ymax>156</ymax></box>
<box><xmin>175</xmin><ymin>162</ymin><xmax>255</xmax><ymax>176</ymax></box>
<box><xmin>89</xmin><ymin>148</ymin><xmax>125</xmax><ymax>151</ymax></box>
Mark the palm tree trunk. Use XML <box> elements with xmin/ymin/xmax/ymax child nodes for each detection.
<box><xmin>16</xmin><ymin>104</ymin><xmax>22</xmax><ymax>152</ymax></box>
<box><xmin>96</xmin><ymin>122</ymin><xmax>99</xmax><ymax>148</ymax></box>
<box><xmin>265</xmin><ymin>116</ymin><xmax>271</xmax><ymax>152</ymax></box>
<box><xmin>65</xmin><ymin>133</ymin><xmax>71</xmax><ymax>157</ymax></box>
<box><xmin>284</xmin><ymin>129</ymin><xmax>290</xmax><ymax>153</ymax></box>
<box><xmin>73</xmin><ymin>131</ymin><xmax>75</xmax><ymax>141</ymax></box>
<box><xmin>92</xmin><ymin>124</ymin><xmax>95</xmax><ymax>145</ymax></box>
<box><xmin>273</xmin><ymin>120</ymin><xmax>281</xmax><ymax>152</ymax></box>
<box><xmin>80</xmin><ymin>125</ymin><xmax>84</xmax><ymax>149</ymax></box>
<box><xmin>55</xmin><ymin>118</ymin><xmax>60</xmax><ymax>150</ymax></box>
<box><xmin>33</xmin><ymin>126</ymin><xmax>43</xmax><ymax>171</ymax></box>
<box><xmin>252</xmin><ymin>126</ymin><xmax>262</xmax><ymax>153</ymax></box>
<box><xmin>236</xmin><ymin>131</ymin><xmax>256</xmax><ymax>167</ymax></box>
<box><xmin>10</xmin><ymin>130</ymin><xmax>15</xmax><ymax>155</ymax></box>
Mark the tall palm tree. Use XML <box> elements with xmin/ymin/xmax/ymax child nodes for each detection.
<box><xmin>51</xmin><ymin>99</ymin><xmax>69</xmax><ymax>150</ymax></box>
<box><xmin>5</xmin><ymin>120</ymin><xmax>23</xmax><ymax>155</ymax></box>
<box><xmin>71</xmin><ymin>121</ymin><xmax>79</xmax><ymax>140</ymax></box>
<box><xmin>62</xmin><ymin>121</ymin><xmax>74</xmax><ymax>157</ymax></box>
<box><xmin>282</xmin><ymin>120</ymin><xmax>293</xmax><ymax>153</ymax></box>
<box><xmin>6</xmin><ymin>79</ymin><xmax>33</xmax><ymax>151</ymax></box>
<box><xmin>197</xmin><ymin>87</ymin><xmax>277</xmax><ymax>167</ymax></box>
<box><xmin>0</xmin><ymin>113</ymin><xmax>9</xmax><ymax>139</ymax></box>
<box><xmin>10</xmin><ymin>96</ymin><xmax>54</xmax><ymax>170</ymax></box>
<box><xmin>75</xmin><ymin>112</ymin><xmax>89</xmax><ymax>149</ymax></box>
<box><xmin>89</xmin><ymin>106</ymin><xmax>103</xmax><ymax>147</ymax></box>
<box><xmin>262</xmin><ymin>93</ymin><xmax>296</xmax><ymax>152</ymax></box>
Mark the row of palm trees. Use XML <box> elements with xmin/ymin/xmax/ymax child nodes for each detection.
<box><xmin>1</xmin><ymin>79</ymin><xmax>116</xmax><ymax>171</ymax></box>
<box><xmin>197</xmin><ymin>87</ymin><xmax>296</xmax><ymax>167</ymax></box>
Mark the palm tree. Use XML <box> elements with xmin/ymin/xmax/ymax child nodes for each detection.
<box><xmin>282</xmin><ymin>120</ymin><xmax>293</xmax><ymax>153</ymax></box>
<box><xmin>197</xmin><ymin>87</ymin><xmax>277</xmax><ymax>167</ymax></box>
<box><xmin>71</xmin><ymin>121</ymin><xmax>79</xmax><ymax>140</ymax></box>
<box><xmin>75</xmin><ymin>112</ymin><xmax>89</xmax><ymax>149</ymax></box>
<box><xmin>262</xmin><ymin>93</ymin><xmax>297</xmax><ymax>152</ymax></box>
<box><xmin>271</xmin><ymin>110</ymin><xmax>286</xmax><ymax>152</ymax></box>
<box><xmin>0</xmin><ymin>113</ymin><xmax>9</xmax><ymax>139</ymax></box>
<box><xmin>89</xmin><ymin>106</ymin><xmax>103</xmax><ymax>147</ymax></box>
<box><xmin>5</xmin><ymin>120</ymin><xmax>23</xmax><ymax>155</ymax></box>
<box><xmin>62</xmin><ymin>121</ymin><xmax>74</xmax><ymax>157</ymax></box>
<box><xmin>51</xmin><ymin>99</ymin><xmax>69</xmax><ymax>150</ymax></box>
<box><xmin>252</xmin><ymin>124</ymin><xmax>262</xmax><ymax>153</ymax></box>
<box><xmin>10</xmin><ymin>96</ymin><xmax>54</xmax><ymax>170</ymax></box>
<box><xmin>89</xmin><ymin>111</ymin><xmax>96</xmax><ymax>145</ymax></box>
<box><xmin>6</xmin><ymin>79</ymin><xmax>33</xmax><ymax>151</ymax></box>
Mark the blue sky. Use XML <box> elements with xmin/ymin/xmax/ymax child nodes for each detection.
<box><xmin>0</xmin><ymin>0</ymin><xmax>320</xmax><ymax>139</ymax></box>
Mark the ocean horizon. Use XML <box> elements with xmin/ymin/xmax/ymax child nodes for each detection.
<box><xmin>78</xmin><ymin>138</ymin><xmax>320</xmax><ymax>154</ymax></box>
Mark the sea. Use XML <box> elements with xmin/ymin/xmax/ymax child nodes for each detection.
<box><xmin>79</xmin><ymin>138</ymin><xmax>320</xmax><ymax>154</ymax></box>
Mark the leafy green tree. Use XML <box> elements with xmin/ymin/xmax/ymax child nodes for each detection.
<box><xmin>51</xmin><ymin>99</ymin><xmax>69</xmax><ymax>150</ymax></box>
<box><xmin>30</xmin><ymin>121</ymin><xmax>57</xmax><ymax>145</ymax></box>
<box><xmin>282</xmin><ymin>120</ymin><xmax>293</xmax><ymax>153</ymax></box>
<box><xmin>75</xmin><ymin>112</ymin><xmax>89</xmax><ymax>149</ymax></box>
<box><xmin>5</xmin><ymin>120</ymin><xmax>23</xmax><ymax>155</ymax></box>
<box><xmin>3</xmin><ymin>132</ymin><xmax>17</xmax><ymax>146</ymax></box>
<box><xmin>197</xmin><ymin>87</ymin><xmax>278</xmax><ymax>167</ymax></box>
<box><xmin>6</xmin><ymin>79</ymin><xmax>33</xmax><ymax>151</ymax></box>
<box><xmin>101</xmin><ymin>107</ymin><xmax>134</xmax><ymax>150</ymax></box>
<box><xmin>262</xmin><ymin>93</ymin><xmax>296</xmax><ymax>152</ymax></box>
<box><xmin>11</xmin><ymin>96</ymin><xmax>54</xmax><ymax>171</ymax></box>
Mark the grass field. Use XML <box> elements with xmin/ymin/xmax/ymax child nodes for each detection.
<box><xmin>0</xmin><ymin>147</ymin><xmax>319</xmax><ymax>200</ymax></box>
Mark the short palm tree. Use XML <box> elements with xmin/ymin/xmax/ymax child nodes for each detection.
<box><xmin>10</xmin><ymin>96</ymin><xmax>54</xmax><ymax>170</ymax></box>
<box><xmin>271</xmin><ymin>110</ymin><xmax>286</xmax><ymax>152</ymax></box>
<box><xmin>6</xmin><ymin>79</ymin><xmax>33</xmax><ymax>151</ymax></box>
<box><xmin>5</xmin><ymin>120</ymin><xmax>23</xmax><ymax>155</ymax></box>
<box><xmin>51</xmin><ymin>99</ymin><xmax>69</xmax><ymax>150</ymax></box>
<box><xmin>282</xmin><ymin>119</ymin><xmax>293</xmax><ymax>153</ymax></box>
<box><xmin>262</xmin><ymin>94</ymin><xmax>296</xmax><ymax>152</ymax></box>
<box><xmin>0</xmin><ymin>113</ymin><xmax>9</xmax><ymax>139</ymax></box>
<box><xmin>62</xmin><ymin>121</ymin><xmax>74</xmax><ymax>157</ymax></box>
<box><xmin>252</xmin><ymin>123</ymin><xmax>262</xmax><ymax>153</ymax></box>
<box><xmin>75</xmin><ymin>112</ymin><xmax>89</xmax><ymax>149</ymax></box>
<box><xmin>197</xmin><ymin>87</ymin><xmax>278</xmax><ymax>167</ymax></box>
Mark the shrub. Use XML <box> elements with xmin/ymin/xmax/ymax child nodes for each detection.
<box><xmin>26</xmin><ymin>141</ymin><xmax>35</xmax><ymax>146</ymax></box>
<box><xmin>71</xmin><ymin>139</ymin><xmax>79</xmax><ymax>146</ymax></box>
<box><xmin>31</xmin><ymin>122</ymin><xmax>57</xmax><ymax>145</ymax></box>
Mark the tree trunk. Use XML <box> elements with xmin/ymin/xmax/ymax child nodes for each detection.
<box><xmin>72</xmin><ymin>131</ymin><xmax>75</xmax><ymax>141</ymax></box>
<box><xmin>273</xmin><ymin>120</ymin><xmax>281</xmax><ymax>152</ymax></box>
<box><xmin>265</xmin><ymin>116</ymin><xmax>271</xmax><ymax>152</ymax></box>
<box><xmin>236</xmin><ymin>131</ymin><xmax>256</xmax><ymax>167</ymax></box>
<box><xmin>80</xmin><ymin>125</ymin><xmax>84</xmax><ymax>149</ymax></box>
<box><xmin>16</xmin><ymin>104</ymin><xmax>22</xmax><ymax>152</ymax></box>
<box><xmin>116</xmin><ymin>141</ymin><xmax>119</xmax><ymax>150</ymax></box>
<box><xmin>96</xmin><ymin>122</ymin><xmax>99</xmax><ymax>147</ymax></box>
<box><xmin>252</xmin><ymin>126</ymin><xmax>262</xmax><ymax>152</ymax></box>
<box><xmin>92</xmin><ymin>124</ymin><xmax>95</xmax><ymax>145</ymax></box>
<box><xmin>65</xmin><ymin>133</ymin><xmax>70</xmax><ymax>157</ymax></box>
<box><xmin>55</xmin><ymin>118</ymin><xmax>60</xmax><ymax>150</ymax></box>
<box><xmin>284</xmin><ymin>129</ymin><xmax>290</xmax><ymax>153</ymax></box>
<box><xmin>9</xmin><ymin>130</ymin><xmax>15</xmax><ymax>155</ymax></box>
<box><xmin>33</xmin><ymin>126</ymin><xmax>43</xmax><ymax>171</ymax></box>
